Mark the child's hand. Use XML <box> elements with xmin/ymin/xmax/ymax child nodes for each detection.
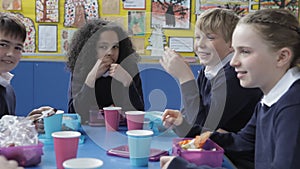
<box><xmin>160</xmin><ymin>47</ymin><xmax>194</xmax><ymax>84</ymax></box>
<box><xmin>109</xmin><ymin>63</ymin><xmax>132</xmax><ymax>87</ymax></box>
<box><xmin>85</xmin><ymin>58</ymin><xmax>113</xmax><ymax>87</ymax></box>
<box><xmin>194</xmin><ymin>131</ymin><xmax>213</xmax><ymax>148</ymax></box>
<box><xmin>160</xmin><ymin>156</ymin><xmax>176</xmax><ymax>169</ymax></box>
<box><xmin>0</xmin><ymin>155</ymin><xmax>24</xmax><ymax>169</ymax></box>
<box><xmin>162</xmin><ymin>109</ymin><xmax>183</xmax><ymax>128</ymax></box>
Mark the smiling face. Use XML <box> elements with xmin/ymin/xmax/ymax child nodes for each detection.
<box><xmin>230</xmin><ymin>24</ymin><xmax>281</xmax><ymax>94</ymax></box>
<box><xmin>96</xmin><ymin>30</ymin><xmax>119</xmax><ymax>63</ymax></box>
<box><xmin>0</xmin><ymin>32</ymin><xmax>23</xmax><ymax>74</ymax></box>
<box><xmin>194</xmin><ymin>28</ymin><xmax>232</xmax><ymax>67</ymax></box>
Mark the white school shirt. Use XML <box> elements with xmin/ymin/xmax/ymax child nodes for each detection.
<box><xmin>261</xmin><ymin>67</ymin><xmax>300</xmax><ymax>107</ymax></box>
<box><xmin>0</xmin><ymin>72</ymin><xmax>14</xmax><ymax>87</ymax></box>
<box><xmin>204</xmin><ymin>53</ymin><xmax>233</xmax><ymax>80</ymax></box>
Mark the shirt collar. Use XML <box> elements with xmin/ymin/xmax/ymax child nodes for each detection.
<box><xmin>261</xmin><ymin>67</ymin><xmax>300</xmax><ymax>107</ymax></box>
<box><xmin>0</xmin><ymin>72</ymin><xmax>14</xmax><ymax>87</ymax></box>
<box><xmin>204</xmin><ymin>53</ymin><xmax>233</xmax><ymax>80</ymax></box>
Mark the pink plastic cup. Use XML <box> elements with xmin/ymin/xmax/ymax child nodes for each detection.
<box><xmin>52</xmin><ymin>131</ymin><xmax>81</xmax><ymax>169</ymax></box>
<box><xmin>125</xmin><ymin>111</ymin><xmax>145</xmax><ymax>130</ymax></box>
<box><xmin>103</xmin><ymin>107</ymin><xmax>122</xmax><ymax>131</ymax></box>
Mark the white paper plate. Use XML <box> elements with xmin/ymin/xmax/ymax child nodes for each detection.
<box><xmin>63</xmin><ymin>158</ymin><xmax>103</xmax><ymax>169</ymax></box>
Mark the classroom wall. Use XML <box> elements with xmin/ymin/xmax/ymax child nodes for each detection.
<box><xmin>0</xmin><ymin>0</ymin><xmax>198</xmax><ymax>60</ymax></box>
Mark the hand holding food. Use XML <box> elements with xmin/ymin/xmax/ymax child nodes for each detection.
<box><xmin>162</xmin><ymin>109</ymin><xmax>183</xmax><ymax>128</ymax></box>
<box><xmin>178</xmin><ymin>131</ymin><xmax>213</xmax><ymax>150</ymax></box>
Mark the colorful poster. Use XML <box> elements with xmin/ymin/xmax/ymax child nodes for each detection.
<box><xmin>200</xmin><ymin>0</ymin><xmax>249</xmax><ymax>16</ymax></box>
<box><xmin>2</xmin><ymin>0</ymin><xmax>21</xmax><ymax>10</ymax></box>
<box><xmin>260</xmin><ymin>0</ymin><xmax>298</xmax><ymax>16</ymax></box>
<box><xmin>64</xmin><ymin>0</ymin><xmax>99</xmax><ymax>27</ymax></box>
<box><xmin>14</xmin><ymin>13</ymin><xmax>36</xmax><ymax>53</ymax></box>
<box><xmin>61</xmin><ymin>29</ymin><xmax>76</xmax><ymax>54</ymax></box>
<box><xmin>36</xmin><ymin>0</ymin><xmax>59</xmax><ymax>22</ymax></box>
<box><xmin>128</xmin><ymin>11</ymin><xmax>145</xmax><ymax>36</ymax></box>
<box><xmin>151</xmin><ymin>0</ymin><xmax>191</xmax><ymax>29</ymax></box>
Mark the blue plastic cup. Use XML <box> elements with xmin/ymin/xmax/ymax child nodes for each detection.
<box><xmin>44</xmin><ymin>110</ymin><xmax>64</xmax><ymax>138</ymax></box>
<box><xmin>126</xmin><ymin>130</ymin><xmax>154</xmax><ymax>167</ymax></box>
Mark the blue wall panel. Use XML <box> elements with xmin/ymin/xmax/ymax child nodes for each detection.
<box><xmin>11</xmin><ymin>62</ymin><xmax>34</xmax><ymax>116</ymax></box>
<box><xmin>11</xmin><ymin>61</ymin><xmax>201</xmax><ymax>116</ymax></box>
<box><xmin>33</xmin><ymin>62</ymin><xmax>70</xmax><ymax>113</ymax></box>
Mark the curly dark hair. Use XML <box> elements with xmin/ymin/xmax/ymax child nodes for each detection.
<box><xmin>66</xmin><ymin>18</ymin><xmax>138</xmax><ymax>73</ymax></box>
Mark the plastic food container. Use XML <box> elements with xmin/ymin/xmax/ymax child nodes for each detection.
<box><xmin>62</xmin><ymin>114</ymin><xmax>81</xmax><ymax>131</ymax></box>
<box><xmin>0</xmin><ymin>142</ymin><xmax>44</xmax><ymax>167</ymax></box>
<box><xmin>172</xmin><ymin>138</ymin><xmax>224</xmax><ymax>167</ymax></box>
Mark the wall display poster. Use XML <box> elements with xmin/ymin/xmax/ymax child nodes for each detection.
<box><xmin>259</xmin><ymin>0</ymin><xmax>298</xmax><ymax>16</ymax></box>
<box><xmin>195</xmin><ymin>0</ymin><xmax>201</xmax><ymax>14</ymax></box>
<box><xmin>168</xmin><ymin>37</ymin><xmax>193</xmax><ymax>52</ymax></box>
<box><xmin>102</xmin><ymin>0</ymin><xmax>120</xmax><ymax>14</ymax></box>
<box><xmin>2</xmin><ymin>0</ymin><xmax>21</xmax><ymax>10</ymax></box>
<box><xmin>128</xmin><ymin>11</ymin><xmax>145</xmax><ymax>36</ymax></box>
<box><xmin>61</xmin><ymin>29</ymin><xmax>76</xmax><ymax>54</ymax></box>
<box><xmin>38</xmin><ymin>25</ymin><xmax>57</xmax><ymax>52</ymax></box>
<box><xmin>36</xmin><ymin>0</ymin><xmax>59</xmax><ymax>22</ymax></box>
<box><xmin>103</xmin><ymin>16</ymin><xmax>125</xmax><ymax>28</ymax></box>
<box><xmin>146</xmin><ymin>25</ymin><xmax>166</xmax><ymax>56</ymax></box>
<box><xmin>200</xmin><ymin>0</ymin><xmax>249</xmax><ymax>16</ymax></box>
<box><xmin>13</xmin><ymin>13</ymin><xmax>36</xmax><ymax>53</ymax></box>
<box><xmin>64</xmin><ymin>0</ymin><xmax>99</xmax><ymax>28</ymax></box>
<box><xmin>151</xmin><ymin>0</ymin><xmax>191</xmax><ymax>29</ymax></box>
<box><xmin>123</xmin><ymin>0</ymin><xmax>146</xmax><ymax>10</ymax></box>
<box><xmin>131</xmin><ymin>37</ymin><xmax>145</xmax><ymax>54</ymax></box>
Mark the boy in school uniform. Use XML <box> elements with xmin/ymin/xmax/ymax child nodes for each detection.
<box><xmin>0</xmin><ymin>13</ymin><xmax>52</xmax><ymax>122</ymax></box>
<box><xmin>160</xmin><ymin>8</ymin><xmax>262</xmax><ymax>136</ymax></box>
<box><xmin>0</xmin><ymin>12</ymin><xmax>26</xmax><ymax>118</ymax></box>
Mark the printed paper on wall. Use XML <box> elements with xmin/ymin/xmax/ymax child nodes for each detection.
<box><xmin>36</xmin><ymin>0</ymin><xmax>59</xmax><ymax>22</ymax></box>
<box><xmin>64</xmin><ymin>0</ymin><xmax>99</xmax><ymax>27</ymax></box>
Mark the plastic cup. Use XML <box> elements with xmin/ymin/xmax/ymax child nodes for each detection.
<box><xmin>44</xmin><ymin>110</ymin><xmax>64</xmax><ymax>138</ymax></box>
<box><xmin>63</xmin><ymin>158</ymin><xmax>103</xmax><ymax>169</ymax></box>
<box><xmin>89</xmin><ymin>109</ymin><xmax>105</xmax><ymax>126</ymax></box>
<box><xmin>126</xmin><ymin>130</ymin><xmax>153</xmax><ymax>167</ymax></box>
<box><xmin>103</xmin><ymin>107</ymin><xmax>121</xmax><ymax>131</ymax></box>
<box><xmin>52</xmin><ymin>131</ymin><xmax>81</xmax><ymax>169</ymax></box>
<box><xmin>125</xmin><ymin>111</ymin><xmax>145</xmax><ymax>130</ymax></box>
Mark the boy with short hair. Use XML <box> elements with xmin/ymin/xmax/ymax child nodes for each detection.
<box><xmin>161</xmin><ymin>8</ymin><xmax>262</xmax><ymax>135</ymax></box>
<box><xmin>0</xmin><ymin>12</ymin><xmax>26</xmax><ymax>118</ymax></box>
<box><xmin>0</xmin><ymin>13</ymin><xmax>51</xmax><ymax>120</ymax></box>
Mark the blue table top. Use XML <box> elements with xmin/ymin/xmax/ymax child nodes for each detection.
<box><xmin>25</xmin><ymin>126</ymin><xmax>236</xmax><ymax>169</ymax></box>
<box><xmin>25</xmin><ymin>126</ymin><xmax>176</xmax><ymax>169</ymax></box>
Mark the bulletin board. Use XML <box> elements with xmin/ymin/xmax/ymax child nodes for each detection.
<box><xmin>0</xmin><ymin>0</ymin><xmax>299</xmax><ymax>61</ymax></box>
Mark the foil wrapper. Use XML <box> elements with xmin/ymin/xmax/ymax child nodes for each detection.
<box><xmin>0</xmin><ymin>115</ymin><xmax>38</xmax><ymax>147</ymax></box>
